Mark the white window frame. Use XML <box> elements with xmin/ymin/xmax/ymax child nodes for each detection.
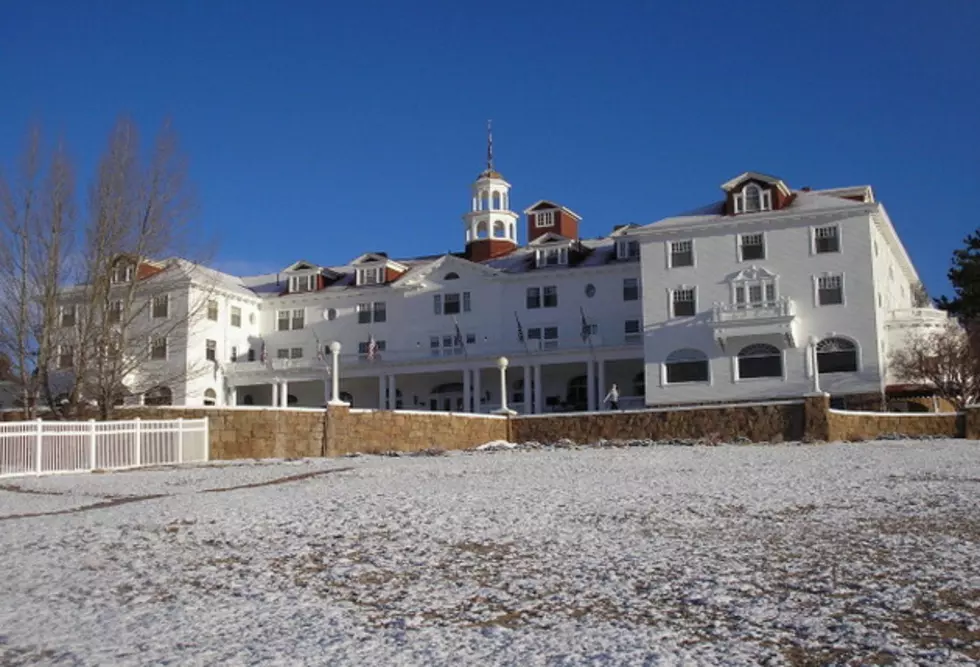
<box><xmin>668</xmin><ymin>286</ymin><xmax>697</xmax><ymax>319</ymax></box>
<box><xmin>616</xmin><ymin>239</ymin><xmax>640</xmax><ymax>260</ymax></box>
<box><xmin>666</xmin><ymin>239</ymin><xmax>695</xmax><ymax>269</ymax></box>
<box><xmin>731</xmin><ymin>276</ymin><xmax>779</xmax><ymax>307</ymax></box>
<box><xmin>542</xmin><ymin>285</ymin><xmax>558</xmax><ymax>308</ymax></box>
<box><xmin>357</xmin><ymin>267</ymin><xmax>383</xmax><ymax>286</ymax></box>
<box><xmin>289</xmin><ymin>274</ymin><xmax>316</xmax><ymax>293</ymax></box>
<box><xmin>814</xmin><ymin>273</ymin><xmax>846</xmax><ymax>307</ymax></box>
<box><xmin>372</xmin><ymin>301</ymin><xmax>386</xmax><ymax>323</ymax></box>
<box><xmin>535</xmin><ymin>246</ymin><xmax>568</xmax><ymax>268</ymax></box>
<box><xmin>526</xmin><ymin>287</ymin><xmax>541</xmax><ymax>309</ymax></box>
<box><xmin>277</xmin><ymin>309</ymin><xmax>291</xmax><ymax>331</ymax></box>
<box><xmin>732</xmin><ymin>344</ymin><xmax>787</xmax><ymax>383</ymax></box>
<box><xmin>206</xmin><ymin>299</ymin><xmax>219</xmax><ymax>322</ymax></box>
<box><xmin>230</xmin><ymin>306</ymin><xmax>242</xmax><ymax>328</ymax></box>
<box><xmin>660</xmin><ymin>349</ymin><xmax>713</xmax><ymax>387</ymax></box>
<box><xmin>734</xmin><ymin>185</ymin><xmax>772</xmax><ymax>214</ymax></box>
<box><xmin>623</xmin><ymin>278</ymin><xmax>640</xmax><ymax>301</ymax></box>
<box><xmin>811</xmin><ymin>224</ymin><xmax>842</xmax><ymax>255</ymax></box>
<box><xmin>60</xmin><ymin>304</ymin><xmax>77</xmax><ymax>328</ymax></box>
<box><xmin>205</xmin><ymin>339</ymin><xmax>217</xmax><ymax>362</ymax></box>
<box><xmin>149</xmin><ymin>336</ymin><xmax>168</xmax><ymax>361</ymax></box>
<box><xmin>535</xmin><ymin>211</ymin><xmax>555</xmax><ymax>228</ymax></box>
<box><xmin>624</xmin><ymin>319</ymin><xmax>642</xmax><ymax>344</ymax></box>
<box><xmin>108</xmin><ymin>299</ymin><xmax>123</xmax><ymax>324</ymax></box>
<box><xmin>356</xmin><ymin>303</ymin><xmax>371</xmax><ymax>324</ymax></box>
<box><xmin>151</xmin><ymin>294</ymin><xmax>170</xmax><ymax>319</ymax></box>
<box><xmin>737</xmin><ymin>232</ymin><xmax>766</xmax><ymax>262</ymax></box>
<box><xmin>291</xmin><ymin>308</ymin><xmax>305</xmax><ymax>330</ymax></box>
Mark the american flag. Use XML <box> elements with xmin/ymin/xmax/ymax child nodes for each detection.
<box><xmin>579</xmin><ymin>306</ymin><xmax>592</xmax><ymax>343</ymax></box>
<box><xmin>367</xmin><ymin>335</ymin><xmax>379</xmax><ymax>361</ymax></box>
<box><xmin>314</xmin><ymin>332</ymin><xmax>324</xmax><ymax>361</ymax></box>
<box><xmin>453</xmin><ymin>317</ymin><xmax>468</xmax><ymax>357</ymax></box>
<box><xmin>514</xmin><ymin>311</ymin><xmax>525</xmax><ymax>343</ymax></box>
<box><xmin>259</xmin><ymin>340</ymin><xmax>266</xmax><ymax>363</ymax></box>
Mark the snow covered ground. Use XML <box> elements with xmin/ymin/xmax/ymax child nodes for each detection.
<box><xmin>1</xmin><ymin>440</ymin><xmax>979</xmax><ymax>666</ymax></box>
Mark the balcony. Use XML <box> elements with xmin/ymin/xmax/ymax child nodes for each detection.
<box><xmin>710</xmin><ymin>297</ymin><xmax>798</xmax><ymax>351</ymax></box>
<box><xmin>886</xmin><ymin>307</ymin><xmax>949</xmax><ymax>351</ymax></box>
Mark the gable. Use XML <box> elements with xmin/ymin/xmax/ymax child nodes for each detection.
<box><xmin>529</xmin><ymin>200</ymin><xmax>559</xmax><ymax>212</ymax></box>
<box><xmin>729</xmin><ymin>265</ymin><xmax>777</xmax><ymax>282</ymax></box>
<box><xmin>721</xmin><ymin>171</ymin><xmax>791</xmax><ymax>195</ymax></box>
<box><xmin>528</xmin><ymin>232</ymin><xmax>573</xmax><ymax>247</ymax></box>
<box><xmin>394</xmin><ymin>254</ymin><xmax>499</xmax><ymax>288</ymax></box>
<box><xmin>283</xmin><ymin>260</ymin><xmax>318</xmax><ymax>273</ymax></box>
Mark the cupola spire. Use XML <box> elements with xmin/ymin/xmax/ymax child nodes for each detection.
<box><xmin>463</xmin><ymin>122</ymin><xmax>518</xmax><ymax>261</ymax></box>
<box><xmin>487</xmin><ymin>119</ymin><xmax>493</xmax><ymax>172</ymax></box>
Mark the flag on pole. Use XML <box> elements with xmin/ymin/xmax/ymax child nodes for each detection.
<box><xmin>579</xmin><ymin>306</ymin><xmax>592</xmax><ymax>343</ymax></box>
<box><xmin>453</xmin><ymin>317</ymin><xmax>468</xmax><ymax>357</ymax></box>
<box><xmin>367</xmin><ymin>335</ymin><xmax>379</xmax><ymax>361</ymax></box>
<box><xmin>260</xmin><ymin>340</ymin><xmax>266</xmax><ymax>363</ymax></box>
<box><xmin>314</xmin><ymin>331</ymin><xmax>324</xmax><ymax>361</ymax></box>
<box><xmin>514</xmin><ymin>311</ymin><xmax>525</xmax><ymax>344</ymax></box>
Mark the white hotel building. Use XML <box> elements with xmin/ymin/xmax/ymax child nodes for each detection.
<box><xmin>104</xmin><ymin>161</ymin><xmax>946</xmax><ymax>413</ymax></box>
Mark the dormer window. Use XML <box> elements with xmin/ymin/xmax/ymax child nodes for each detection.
<box><xmin>289</xmin><ymin>274</ymin><xmax>317</xmax><ymax>293</ymax></box>
<box><xmin>535</xmin><ymin>211</ymin><xmax>555</xmax><ymax>228</ymax></box>
<box><xmin>111</xmin><ymin>264</ymin><xmax>134</xmax><ymax>284</ymax></box>
<box><xmin>357</xmin><ymin>267</ymin><xmax>383</xmax><ymax>286</ymax></box>
<box><xmin>616</xmin><ymin>239</ymin><xmax>640</xmax><ymax>260</ymax></box>
<box><xmin>535</xmin><ymin>246</ymin><xmax>568</xmax><ymax>268</ymax></box>
<box><xmin>734</xmin><ymin>184</ymin><xmax>772</xmax><ymax>214</ymax></box>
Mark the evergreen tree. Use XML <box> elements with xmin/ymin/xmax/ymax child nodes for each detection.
<box><xmin>937</xmin><ymin>229</ymin><xmax>980</xmax><ymax>321</ymax></box>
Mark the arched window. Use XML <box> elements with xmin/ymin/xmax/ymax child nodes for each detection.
<box><xmin>743</xmin><ymin>184</ymin><xmax>762</xmax><ymax>212</ymax></box>
<box><xmin>479</xmin><ymin>192</ymin><xmax>489</xmax><ymax>211</ymax></box>
<box><xmin>491</xmin><ymin>192</ymin><xmax>501</xmax><ymax>210</ymax></box>
<box><xmin>817</xmin><ymin>337</ymin><xmax>858</xmax><ymax>374</ymax></box>
<box><xmin>493</xmin><ymin>220</ymin><xmax>505</xmax><ymax>238</ymax></box>
<box><xmin>737</xmin><ymin>344</ymin><xmax>782</xmax><ymax>379</ymax></box>
<box><xmin>566</xmin><ymin>375</ymin><xmax>587</xmax><ymax>410</ymax></box>
<box><xmin>476</xmin><ymin>221</ymin><xmax>489</xmax><ymax>239</ymax></box>
<box><xmin>203</xmin><ymin>388</ymin><xmax>217</xmax><ymax>406</ymax></box>
<box><xmin>443</xmin><ymin>272</ymin><xmax>459</xmax><ymax>281</ymax></box>
<box><xmin>664</xmin><ymin>349</ymin><xmax>709</xmax><ymax>384</ymax></box>
<box><xmin>144</xmin><ymin>386</ymin><xmax>173</xmax><ymax>406</ymax></box>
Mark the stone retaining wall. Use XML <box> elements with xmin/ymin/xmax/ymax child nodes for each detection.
<box><xmin>827</xmin><ymin>408</ymin><xmax>962</xmax><ymax>441</ymax></box>
<box><xmin>326</xmin><ymin>407</ymin><xmax>510</xmax><ymax>456</ymax></box>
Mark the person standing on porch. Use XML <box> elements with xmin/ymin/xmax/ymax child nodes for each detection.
<box><xmin>603</xmin><ymin>384</ymin><xmax>620</xmax><ymax>410</ymax></box>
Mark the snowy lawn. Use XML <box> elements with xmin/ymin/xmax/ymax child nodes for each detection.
<box><xmin>1</xmin><ymin>440</ymin><xmax>979</xmax><ymax>666</ymax></box>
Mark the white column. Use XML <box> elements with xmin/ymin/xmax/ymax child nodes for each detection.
<box><xmin>586</xmin><ymin>359</ymin><xmax>596</xmax><ymax>412</ymax></box>
<box><xmin>522</xmin><ymin>365</ymin><xmax>531</xmax><ymax>414</ymax></box>
<box><xmin>280</xmin><ymin>381</ymin><xmax>289</xmax><ymax>407</ymax></box>
<box><xmin>379</xmin><ymin>375</ymin><xmax>387</xmax><ymax>409</ymax></box>
<box><xmin>810</xmin><ymin>342</ymin><xmax>821</xmax><ymax>394</ymax></box>
<box><xmin>463</xmin><ymin>368</ymin><xmax>471</xmax><ymax>413</ymax></box>
<box><xmin>533</xmin><ymin>364</ymin><xmax>543</xmax><ymax>414</ymax></box>
<box><xmin>229</xmin><ymin>387</ymin><xmax>238</xmax><ymax>406</ymax></box>
<box><xmin>473</xmin><ymin>367</ymin><xmax>482</xmax><ymax>413</ymax></box>
<box><xmin>388</xmin><ymin>375</ymin><xmax>397</xmax><ymax>410</ymax></box>
<box><xmin>271</xmin><ymin>382</ymin><xmax>278</xmax><ymax>407</ymax></box>
<box><xmin>494</xmin><ymin>357</ymin><xmax>515</xmax><ymax>415</ymax></box>
<box><xmin>597</xmin><ymin>359</ymin><xmax>607</xmax><ymax>409</ymax></box>
<box><xmin>328</xmin><ymin>342</ymin><xmax>346</xmax><ymax>405</ymax></box>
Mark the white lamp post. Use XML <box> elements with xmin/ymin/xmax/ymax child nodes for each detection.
<box><xmin>809</xmin><ymin>336</ymin><xmax>821</xmax><ymax>394</ymax></box>
<box><xmin>328</xmin><ymin>341</ymin><xmax>348</xmax><ymax>406</ymax></box>
<box><xmin>493</xmin><ymin>356</ymin><xmax>516</xmax><ymax>415</ymax></box>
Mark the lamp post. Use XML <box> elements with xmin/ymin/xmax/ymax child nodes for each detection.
<box><xmin>809</xmin><ymin>336</ymin><xmax>821</xmax><ymax>394</ymax></box>
<box><xmin>493</xmin><ymin>356</ymin><xmax>516</xmax><ymax>415</ymax></box>
<box><xmin>328</xmin><ymin>341</ymin><xmax>348</xmax><ymax>406</ymax></box>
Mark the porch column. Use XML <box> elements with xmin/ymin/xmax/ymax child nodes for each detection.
<box><xmin>597</xmin><ymin>359</ymin><xmax>607</xmax><ymax>410</ymax></box>
<box><xmin>388</xmin><ymin>375</ymin><xmax>397</xmax><ymax>410</ymax></box>
<box><xmin>229</xmin><ymin>387</ymin><xmax>238</xmax><ymax>406</ymax></box>
<box><xmin>271</xmin><ymin>381</ymin><xmax>279</xmax><ymax>407</ymax></box>
<box><xmin>473</xmin><ymin>367</ymin><xmax>482</xmax><ymax>413</ymax></box>
<box><xmin>533</xmin><ymin>364</ymin><xmax>543</xmax><ymax>414</ymax></box>
<box><xmin>378</xmin><ymin>375</ymin><xmax>387</xmax><ymax>410</ymax></box>
<box><xmin>280</xmin><ymin>381</ymin><xmax>289</xmax><ymax>407</ymax></box>
<box><xmin>586</xmin><ymin>358</ymin><xmax>596</xmax><ymax>412</ymax></box>
<box><xmin>463</xmin><ymin>368</ymin><xmax>471</xmax><ymax>413</ymax></box>
<box><xmin>522</xmin><ymin>365</ymin><xmax>531</xmax><ymax>414</ymax></box>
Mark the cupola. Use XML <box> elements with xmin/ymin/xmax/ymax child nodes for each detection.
<box><xmin>523</xmin><ymin>200</ymin><xmax>582</xmax><ymax>243</ymax></box>
<box><xmin>462</xmin><ymin>122</ymin><xmax>519</xmax><ymax>262</ymax></box>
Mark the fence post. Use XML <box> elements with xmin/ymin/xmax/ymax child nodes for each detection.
<box><xmin>89</xmin><ymin>419</ymin><xmax>97</xmax><ymax>471</ymax></box>
<box><xmin>176</xmin><ymin>417</ymin><xmax>184</xmax><ymax>464</ymax></box>
<box><xmin>134</xmin><ymin>418</ymin><xmax>142</xmax><ymax>467</ymax></box>
<box><xmin>34</xmin><ymin>419</ymin><xmax>43</xmax><ymax>474</ymax></box>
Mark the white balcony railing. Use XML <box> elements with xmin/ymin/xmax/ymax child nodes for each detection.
<box><xmin>711</xmin><ymin>297</ymin><xmax>795</xmax><ymax>324</ymax></box>
<box><xmin>887</xmin><ymin>308</ymin><xmax>949</xmax><ymax>326</ymax></box>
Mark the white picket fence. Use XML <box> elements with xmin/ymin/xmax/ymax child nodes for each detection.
<box><xmin>0</xmin><ymin>418</ymin><xmax>209</xmax><ymax>478</ymax></box>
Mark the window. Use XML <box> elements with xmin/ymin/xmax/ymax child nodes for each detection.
<box><xmin>442</xmin><ymin>292</ymin><xmax>470</xmax><ymax>315</ymax></box>
<box><xmin>444</xmin><ymin>272</ymin><xmax>459</xmax><ymax>280</ymax></box>
<box><xmin>616</xmin><ymin>239</ymin><xmax>640</xmax><ymax>260</ymax></box>
<box><xmin>526</xmin><ymin>326</ymin><xmax>559</xmax><ymax>349</ymax></box>
<box><xmin>150</xmin><ymin>336</ymin><xmax>168</xmax><ymax>360</ymax></box>
<box><xmin>358</xmin><ymin>339</ymin><xmax>387</xmax><ymax>357</ymax></box>
<box><xmin>203</xmin><ymin>389</ymin><xmax>217</xmax><ymax>407</ymax></box>
<box><xmin>60</xmin><ymin>305</ymin><xmax>76</xmax><ymax>328</ymax></box>
<box><xmin>734</xmin><ymin>280</ymin><xmax>777</xmax><ymax>307</ymax></box>
<box><xmin>278</xmin><ymin>310</ymin><xmax>290</xmax><ymax>331</ymax></box>
<box><xmin>669</xmin><ymin>240</ymin><xmax>694</xmax><ymax>268</ymax></box>
<box><xmin>543</xmin><ymin>285</ymin><xmax>558</xmax><ymax>308</ymax></box>
<box><xmin>817</xmin><ymin>338</ymin><xmax>858</xmax><ymax>374</ymax></box>
<box><xmin>672</xmin><ymin>288</ymin><xmax>696</xmax><ymax>317</ymax></box>
<box><xmin>144</xmin><ymin>386</ymin><xmax>172</xmax><ymax>406</ymax></box>
<box><xmin>735</xmin><ymin>185</ymin><xmax>772</xmax><ymax>214</ymax></box>
<box><xmin>526</xmin><ymin>287</ymin><xmax>541</xmax><ymax>309</ymax></box>
<box><xmin>357</xmin><ymin>267</ymin><xmax>383</xmax><ymax>286</ymax></box>
<box><xmin>817</xmin><ymin>275</ymin><xmax>844</xmax><ymax>306</ymax></box>
<box><xmin>739</xmin><ymin>233</ymin><xmax>765</xmax><ymax>261</ymax></box>
<box><xmin>535</xmin><ymin>211</ymin><xmax>555</xmax><ymax>228</ymax></box>
<box><xmin>665</xmin><ymin>349</ymin><xmax>709</xmax><ymax>384</ymax></box>
<box><xmin>433</xmin><ymin>294</ymin><xmax>442</xmax><ymax>314</ymax></box>
<box><xmin>206</xmin><ymin>299</ymin><xmax>218</xmax><ymax>321</ymax></box>
<box><xmin>230</xmin><ymin>346</ymin><xmax>238</xmax><ymax>362</ymax></box>
<box><xmin>624</xmin><ymin>319</ymin><xmax>642</xmax><ymax>343</ymax></box>
<box><xmin>623</xmin><ymin>278</ymin><xmax>639</xmax><ymax>301</ymax></box>
<box><xmin>205</xmin><ymin>339</ymin><xmax>216</xmax><ymax>362</ymax></box>
<box><xmin>357</xmin><ymin>303</ymin><xmax>371</xmax><ymax>324</ymax></box>
<box><xmin>289</xmin><ymin>274</ymin><xmax>316</xmax><ymax>293</ymax></box>
<box><xmin>277</xmin><ymin>348</ymin><xmax>289</xmax><ymax>359</ymax></box>
<box><xmin>111</xmin><ymin>264</ymin><xmax>134</xmax><ymax>284</ymax></box>
<box><xmin>230</xmin><ymin>306</ymin><xmax>242</xmax><ymax>327</ymax></box>
<box><xmin>58</xmin><ymin>345</ymin><xmax>73</xmax><ymax>369</ymax></box>
<box><xmin>108</xmin><ymin>300</ymin><xmax>122</xmax><ymax>324</ymax></box>
<box><xmin>430</xmin><ymin>333</ymin><xmax>469</xmax><ymax>356</ymax></box>
<box><xmin>290</xmin><ymin>347</ymin><xmax>303</xmax><ymax>359</ymax></box>
<box><xmin>291</xmin><ymin>308</ymin><xmax>305</xmax><ymax>330</ymax></box>
<box><xmin>536</xmin><ymin>247</ymin><xmax>568</xmax><ymax>267</ymax></box>
<box><xmin>372</xmin><ymin>301</ymin><xmax>386</xmax><ymax>323</ymax></box>
<box><xmin>463</xmin><ymin>291</ymin><xmax>471</xmax><ymax>312</ymax></box>
<box><xmin>152</xmin><ymin>295</ymin><xmax>169</xmax><ymax>319</ymax></box>
<box><xmin>737</xmin><ymin>344</ymin><xmax>782</xmax><ymax>379</ymax></box>
<box><xmin>814</xmin><ymin>225</ymin><xmax>840</xmax><ymax>254</ymax></box>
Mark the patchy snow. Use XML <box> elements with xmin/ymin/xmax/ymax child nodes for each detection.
<box><xmin>1</xmin><ymin>440</ymin><xmax>979</xmax><ymax>665</ymax></box>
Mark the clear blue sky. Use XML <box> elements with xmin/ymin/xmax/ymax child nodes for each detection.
<box><xmin>2</xmin><ymin>0</ymin><xmax>978</xmax><ymax>296</ymax></box>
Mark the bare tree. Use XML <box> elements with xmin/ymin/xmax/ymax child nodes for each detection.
<box><xmin>911</xmin><ymin>280</ymin><xmax>932</xmax><ymax>308</ymax></box>
<box><xmin>0</xmin><ymin>128</ymin><xmax>76</xmax><ymax>419</ymax></box>
<box><xmin>889</xmin><ymin>321</ymin><xmax>980</xmax><ymax>410</ymax></box>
